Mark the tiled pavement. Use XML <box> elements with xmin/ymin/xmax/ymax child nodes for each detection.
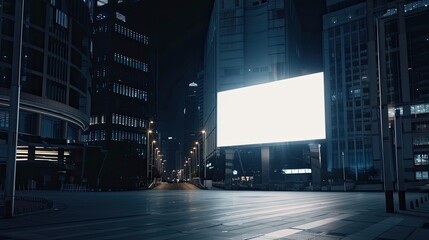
<box><xmin>0</xmin><ymin>189</ymin><xmax>428</xmax><ymax>239</ymax></box>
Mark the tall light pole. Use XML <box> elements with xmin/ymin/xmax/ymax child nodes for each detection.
<box><xmin>190</xmin><ymin>150</ymin><xmax>194</xmax><ymax>179</ymax></box>
<box><xmin>342</xmin><ymin>151</ymin><xmax>346</xmax><ymax>191</ymax></box>
<box><xmin>151</xmin><ymin>140</ymin><xmax>156</xmax><ymax>180</ymax></box>
<box><xmin>202</xmin><ymin>130</ymin><xmax>207</xmax><ymax>181</ymax></box>
<box><xmin>146</xmin><ymin>120</ymin><xmax>153</xmax><ymax>183</ymax></box>
<box><xmin>5</xmin><ymin>0</ymin><xmax>24</xmax><ymax>218</ymax></box>
<box><xmin>195</xmin><ymin>142</ymin><xmax>200</xmax><ymax>180</ymax></box>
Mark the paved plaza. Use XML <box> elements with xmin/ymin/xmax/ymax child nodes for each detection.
<box><xmin>1</xmin><ymin>185</ymin><xmax>429</xmax><ymax>239</ymax></box>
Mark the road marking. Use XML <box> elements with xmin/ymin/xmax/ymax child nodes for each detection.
<box><xmin>248</xmin><ymin>213</ymin><xmax>353</xmax><ymax>239</ymax></box>
<box><xmin>250</xmin><ymin>229</ymin><xmax>302</xmax><ymax>239</ymax></box>
<box><xmin>293</xmin><ymin>214</ymin><xmax>353</xmax><ymax>230</ymax></box>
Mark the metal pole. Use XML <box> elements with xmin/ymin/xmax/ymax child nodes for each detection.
<box><xmin>394</xmin><ymin>110</ymin><xmax>406</xmax><ymax>210</ymax></box>
<box><xmin>342</xmin><ymin>152</ymin><xmax>346</xmax><ymax>191</ymax></box>
<box><xmin>146</xmin><ymin>121</ymin><xmax>152</xmax><ymax>183</ymax></box>
<box><xmin>376</xmin><ymin>17</ymin><xmax>394</xmax><ymax>213</ymax></box>
<box><xmin>5</xmin><ymin>0</ymin><xmax>24</xmax><ymax>218</ymax></box>
<box><xmin>202</xmin><ymin>131</ymin><xmax>206</xmax><ymax>181</ymax></box>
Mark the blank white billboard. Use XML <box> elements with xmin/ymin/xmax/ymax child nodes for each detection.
<box><xmin>217</xmin><ymin>72</ymin><xmax>325</xmax><ymax>147</ymax></box>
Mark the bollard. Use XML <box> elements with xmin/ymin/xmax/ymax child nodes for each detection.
<box><xmin>416</xmin><ymin>199</ymin><xmax>419</xmax><ymax>208</ymax></box>
<box><xmin>425</xmin><ymin>196</ymin><xmax>428</xmax><ymax>202</ymax></box>
<box><xmin>421</xmin><ymin>197</ymin><xmax>424</xmax><ymax>204</ymax></box>
<box><xmin>410</xmin><ymin>201</ymin><xmax>414</xmax><ymax>209</ymax></box>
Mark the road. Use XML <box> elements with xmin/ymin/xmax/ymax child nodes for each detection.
<box><xmin>1</xmin><ymin>190</ymin><xmax>429</xmax><ymax>239</ymax></box>
<box><xmin>153</xmin><ymin>182</ymin><xmax>200</xmax><ymax>190</ymax></box>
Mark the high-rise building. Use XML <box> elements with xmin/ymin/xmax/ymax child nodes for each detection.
<box><xmin>86</xmin><ymin>0</ymin><xmax>155</xmax><ymax>188</ymax></box>
<box><xmin>203</xmin><ymin>0</ymin><xmax>311</xmax><ymax>188</ymax></box>
<box><xmin>0</xmin><ymin>0</ymin><xmax>92</xmax><ymax>188</ymax></box>
<box><xmin>324</xmin><ymin>0</ymin><xmax>429</xmax><ymax>185</ymax></box>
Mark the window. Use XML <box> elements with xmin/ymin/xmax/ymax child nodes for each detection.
<box><xmin>55</xmin><ymin>9</ymin><xmax>68</xmax><ymax>28</ymax></box>
<box><xmin>0</xmin><ymin>109</ymin><xmax>9</xmax><ymax>129</ymax></box>
<box><xmin>116</xmin><ymin>12</ymin><xmax>126</xmax><ymax>22</ymax></box>
<box><xmin>414</xmin><ymin>154</ymin><xmax>429</xmax><ymax>165</ymax></box>
<box><xmin>41</xmin><ymin>117</ymin><xmax>61</xmax><ymax>139</ymax></box>
<box><xmin>416</xmin><ymin>171</ymin><xmax>429</xmax><ymax>180</ymax></box>
<box><xmin>97</xmin><ymin>0</ymin><xmax>108</xmax><ymax>6</ymax></box>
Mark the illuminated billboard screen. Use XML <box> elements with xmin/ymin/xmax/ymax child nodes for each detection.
<box><xmin>217</xmin><ymin>72</ymin><xmax>325</xmax><ymax>147</ymax></box>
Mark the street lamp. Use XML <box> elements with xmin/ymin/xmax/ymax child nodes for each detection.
<box><xmin>146</xmin><ymin>120</ymin><xmax>153</xmax><ymax>183</ymax></box>
<box><xmin>151</xmin><ymin>140</ymin><xmax>156</xmax><ymax>180</ymax></box>
<box><xmin>195</xmin><ymin>142</ymin><xmax>200</xmax><ymax>180</ymax></box>
<box><xmin>342</xmin><ymin>151</ymin><xmax>346</xmax><ymax>191</ymax></box>
<box><xmin>202</xmin><ymin>130</ymin><xmax>207</xmax><ymax>182</ymax></box>
<box><xmin>190</xmin><ymin>150</ymin><xmax>194</xmax><ymax>178</ymax></box>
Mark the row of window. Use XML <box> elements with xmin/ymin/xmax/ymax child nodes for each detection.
<box><xmin>381</xmin><ymin>0</ymin><xmax>429</xmax><ymax>17</ymax></box>
<box><xmin>416</xmin><ymin>171</ymin><xmax>429</xmax><ymax>180</ymax></box>
<box><xmin>112</xmin><ymin>113</ymin><xmax>146</xmax><ymax>128</ymax></box>
<box><xmin>114</xmin><ymin>24</ymin><xmax>149</xmax><ymax>45</ymax></box>
<box><xmin>386</xmin><ymin>103</ymin><xmax>429</xmax><ymax>117</ymax></box>
<box><xmin>84</xmin><ymin>129</ymin><xmax>106</xmax><ymax>142</ymax></box>
<box><xmin>89</xmin><ymin>115</ymin><xmax>106</xmax><ymax>125</ymax></box>
<box><xmin>411</xmin><ymin>103</ymin><xmax>429</xmax><ymax>115</ymax></box>
<box><xmin>112</xmin><ymin>83</ymin><xmax>147</xmax><ymax>101</ymax></box>
<box><xmin>414</xmin><ymin>137</ymin><xmax>429</xmax><ymax>146</ymax></box>
<box><xmin>94</xmin><ymin>68</ymin><xmax>106</xmax><ymax>78</ymax></box>
<box><xmin>113</xmin><ymin>53</ymin><xmax>148</xmax><ymax>72</ymax></box>
<box><xmin>55</xmin><ymin>9</ymin><xmax>68</xmax><ymax>29</ymax></box>
<box><xmin>111</xmin><ymin>129</ymin><xmax>145</xmax><ymax>144</ymax></box>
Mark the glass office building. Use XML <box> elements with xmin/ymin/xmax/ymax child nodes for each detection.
<box><xmin>324</xmin><ymin>0</ymin><xmax>429</xmax><ymax>186</ymax></box>
<box><xmin>0</xmin><ymin>0</ymin><xmax>92</xmax><ymax>188</ymax></box>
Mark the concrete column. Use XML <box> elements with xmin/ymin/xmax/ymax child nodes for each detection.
<box><xmin>224</xmin><ymin>149</ymin><xmax>234</xmax><ymax>190</ymax></box>
<box><xmin>309</xmin><ymin>143</ymin><xmax>322</xmax><ymax>191</ymax></box>
<box><xmin>261</xmin><ymin>147</ymin><xmax>270</xmax><ymax>190</ymax></box>
<box><xmin>394</xmin><ymin>110</ymin><xmax>406</xmax><ymax>210</ymax></box>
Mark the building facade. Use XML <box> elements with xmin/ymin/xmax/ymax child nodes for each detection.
<box><xmin>0</xmin><ymin>0</ymin><xmax>92</xmax><ymax>188</ymax></box>
<box><xmin>203</xmin><ymin>0</ymin><xmax>310</xmax><ymax>188</ymax></box>
<box><xmin>86</xmin><ymin>0</ymin><xmax>155</xmax><ymax>188</ymax></box>
<box><xmin>324</xmin><ymin>0</ymin><xmax>429</xmax><ymax>185</ymax></box>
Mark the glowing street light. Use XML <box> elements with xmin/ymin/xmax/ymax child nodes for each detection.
<box><xmin>201</xmin><ymin>130</ymin><xmax>207</xmax><ymax>182</ymax></box>
<box><xmin>146</xmin><ymin>120</ymin><xmax>154</xmax><ymax>182</ymax></box>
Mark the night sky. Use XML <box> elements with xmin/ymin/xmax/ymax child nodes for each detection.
<box><xmin>135</xmin><ymin>0</ymin><xmax>215</xmax><ymax>138</ymax></box>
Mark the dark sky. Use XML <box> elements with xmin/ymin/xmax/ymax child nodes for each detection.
<box><xmin>136</xmin><ymin>0</ymin><xmax>215</xmax><ymax>137</ymax></box>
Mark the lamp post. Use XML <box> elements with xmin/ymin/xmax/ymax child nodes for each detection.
<box><xmin>151</xmin><ymin>140</ymin><xmax>156</xmax><ymax>180</ymax></box>
<box><xmin>146</xmin><ymin>120</ymin><xmax>153</xmax><ymax>183</ymax></box>
<box><xmin>190</xmin><ymin>150</ymin><xmax>194</xmax><ymax>179</ymax></box>
<box><xmin>5</xmin><ymin>0</ymin><xmax>24</xmax><ymax>218</ymax></box>
<box><xmin>195</xmin><ymin>142</ymin><xmax>200</xmax><ymax>180</ymax></box>
<box><xmin>342</xmin><ymin>151</ymin><xmax>346</xmax><ymax>191</ymax></box>
<box><xmin>184</xmin><ymin>160</ymin><xmax>188</xmax><ymax>182</ymax></box>
<box><xmin>202</xmin><ymin>130</ymin><xmax>207</xmax><ymax>181</ymax></box>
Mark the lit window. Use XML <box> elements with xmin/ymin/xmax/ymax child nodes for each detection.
<box><xmin>116</xmin><ymin>12</ymin><xmax>126</xmax><ymax>22</ymax></box>
<box><xmin>55</xmin><ymin>9</ymin><xmax>68</xmax><ymax>28</ymax></box>
<box><xmin>416</xmin><ymin>171</ymin><xmax>429</xmax><ymax>180</ymax></box>
<box><xmin>97</xmin><ymin>0</ymin><xmax>108</xmax><ymax>6</ymax></box>
<box><xmin>414</xmin><ymin>154</ymin><xmax>429</xmax><ymax>165</ymax></box>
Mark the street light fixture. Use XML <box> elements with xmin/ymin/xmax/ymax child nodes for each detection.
<box><xmin>195</xmin><ymin>142</ymin><xmax>200</xmax><ymax>180</ymax></box>
<box><xmin>146</xmin><ymin>120</ymin><xmax>154</xmax><ymax>183</ymax></box>
<box><xmin>201</xmin><ymin>130</ymin><xmax>207</xmax><ymax>183</ymax></box>
<box><xmin>190</xmin><ymin>150</ymin><xmax>194</xmax><ymax>178</ymax></box>
<box><xmin>151</xmin><ymin>140</ymin><xmax>156</xmax><ymax>180</ymax></box>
